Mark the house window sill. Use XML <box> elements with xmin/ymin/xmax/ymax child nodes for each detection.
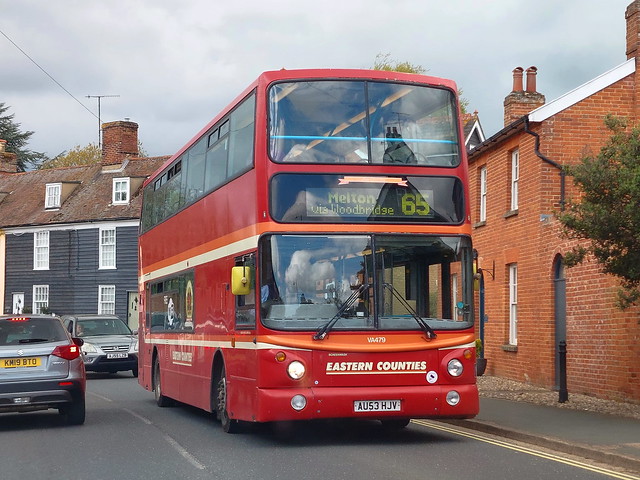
<box><xmin>503</xmin><ymin>209</ymin><xmax>518</xmax><ymax>219</ymax></box>
<box><xmin>473</xmin><ymin>220</ymin><xmax>486</xmax><ymax>229</ymax></box>
<box><xmin>501</xmin><ymin>344</ymin><xmax>518</xmax><ymax>352</ymax></box>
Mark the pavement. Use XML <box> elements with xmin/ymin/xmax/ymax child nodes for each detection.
<box><xmin>443</xmin><ymin>397</ymin><xmax>640</xmax><ymax>474</ymax></box>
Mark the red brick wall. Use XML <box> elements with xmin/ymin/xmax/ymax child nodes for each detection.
<box><xmin>102</xmin><ymin>121</ymin><xmax>139</xmax><ymax>166</ymax></box>
<box><xmin>469</xmin><ymin>74</ymin><xmax>640</xmax><ymax>403</ymax></box>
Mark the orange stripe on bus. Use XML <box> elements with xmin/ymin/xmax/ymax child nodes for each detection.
<box><xmin>256</xmin><ymin>331</ymin><xmax>476</xmax><ymax>353</ymax></box>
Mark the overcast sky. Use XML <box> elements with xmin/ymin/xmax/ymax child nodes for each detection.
<box><xmin>0</xmin><ymin>0</ymin><xmax>632</xmax><ymax>160</ymax></box>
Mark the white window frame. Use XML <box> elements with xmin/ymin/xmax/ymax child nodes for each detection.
<box><xmin>98</xmin><ymin>285</ymin><xmax>116</xmax><ymax>314</ymax></box>
<box><xmin>510</xmin><ymin>149</ymin><xmax>519</xmax><ymax>211</ymax></box>
<box><xmin>509</xmin><ymin>264</ymin><xmax>518</xmax><ymax>345</ymax></box>
<box><xmin>33</xmin><ymin>231</ymin><xmax>50</xmax><ymax>270</ymax></box>
<box><xmin>113</xmin><ymin>177</ymin><xmax>130</xmax><ymax>205</ymax></box>
<box><xmin>99</xmin><ymin>227</ymin><xmax>117</xmax><ymax>269</ymax></box>
<box><xmin>45</xmin><ymin>183</ymin><xmax>61</xmax><ymax>209</ymax></box>
<box><xmin>33</xmin><ymin>285</ymin><xmax>49</xmax><ymax>314</ymax></box>
<box><xmin>479</xmin><ymin>166</ymin><xmax>487</xmax><ymax>222</ymax></box>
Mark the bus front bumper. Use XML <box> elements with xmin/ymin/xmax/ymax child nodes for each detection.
<box><xmin>252</xmin><ymin>384</ymin><xmax>479</xmax><ymax>423</ymax></box>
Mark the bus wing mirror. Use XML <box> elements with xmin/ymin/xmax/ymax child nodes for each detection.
<box><xmin>231</xmin><ymin>266</ymin><xmax>252</xmax><ymax>296</ymax></box>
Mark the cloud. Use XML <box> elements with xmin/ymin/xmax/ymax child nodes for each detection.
<box><xmin>0</xmin><ymin>0</ymin><xmax>631</xmax><ymax>159</ymax></box>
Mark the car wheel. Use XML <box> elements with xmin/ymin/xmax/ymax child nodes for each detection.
<box><xmin>64</xmin><ymin>396</ymin><xmax>86</xmax><ymax>425</ymax></box>
<box><xmin>215</xmin><ymin>365</ymin><xmax>241</xmax><ymax>433</ymax></box>
<box><xmin>153</xmin><ymin>358</ymin><xmax>173</xmax><ymax>407</ymax></box>
<box><xmin>132</xmin><ymin>368</ymin><xmax>138</xmax><ymax>378</ymax></box>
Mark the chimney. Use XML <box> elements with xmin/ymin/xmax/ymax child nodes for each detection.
<box><xmin>626</xmin><ymin>0</ymin><xmax>640</xmax><ymax>59</ymax></box>
<box><xmin>0</xmin><ymin>139</ymin><xmax>19</xmax><ymax>174</ymax></box>
<box><xmin>503</xmin><ymin>66</ymin><xmax>546</xmax><ymax>126</ymax></box>
<box><xmin>101</xmin><ymin>120</ymin><xmax>139</xmax><ymax>166</ymax></box>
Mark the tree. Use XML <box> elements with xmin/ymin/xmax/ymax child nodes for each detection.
<box><xmin>39</xmin><ymin>143</ymin><xmax>102</xmax><ymax>169</ymax></box>
<box><xmin>558</xmin><ymin>115</ymin><xmax>640</xmax><ymax>308</ymax></box>
<box><xmin>372</xmin><ymin>53</ymin><xmax>427</xmax><ymax>75</ymax></box>
<box><xmin>39</xmin><ymin>140</ymin><xmax>148</xmax><ymax>169</ymax></box>
<box><xmin>0</xmin><ymin>102</ymin><xmax>47</xmax><ymax>171</ymax></box>
<box><xmin>371</xmin><ymin>54</ymin><xmax>469</xmax><ymax>113</ymax></box>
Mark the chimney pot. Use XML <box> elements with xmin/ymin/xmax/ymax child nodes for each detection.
<box><xmin>0</xmin><ymin>139</ymin><xmax>6</xmax><ymax>153</ymax></box>
<box><xmin>526</xmin><ymin>66</ymin><xmax>538</xmax><ymax>93</ymax></box>
<box><xmin>512</xmin><ymin>67</ymin><xmax>524</xmax><ymax>92</ymax></box>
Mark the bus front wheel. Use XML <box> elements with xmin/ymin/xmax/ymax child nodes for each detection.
<box><xmin>215</xmin><ymin>365</ymin><xmax>241</xmax><ymax>433</ymax></box>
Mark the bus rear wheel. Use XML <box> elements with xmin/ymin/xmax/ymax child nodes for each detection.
<box><xmin>215</xmin><ymin>366</ymin><xmax>241</xmax><ymax>433</ymax></box>
<box><xmin>153</xmin><ymin>359</ymin><xmax>173</xmax><ymax>407</ymax></box>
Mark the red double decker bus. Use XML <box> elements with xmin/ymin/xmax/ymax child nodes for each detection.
<box><xmin>138</xmin><ymin>68</ymin><xmax>478</xmax><ymax>432</ymax></box>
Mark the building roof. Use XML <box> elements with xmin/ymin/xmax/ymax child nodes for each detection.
<box><xmin>528</xmin><ymin>58</ymin><xmax>635</xmax><ymax>123</ymax></box>
<box><xmin>0</xmin><ymin>156</ymin><xmax>168</xmax><ymax>229</ymax></box>
<box><xmin>469</xmin><ymin>58</ymin><xmax>636</xmax><ymax>160</ymax></box>
<box><xmin>462</xmin><ymin>111</ymin><xmax>485</xmax><ymax>151</ymax></box>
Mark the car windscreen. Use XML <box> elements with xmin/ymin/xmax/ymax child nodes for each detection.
<box><xmin>77</xmin><ymin>318</ymin><xmax>131</xmax><ymax>336</ymax></box>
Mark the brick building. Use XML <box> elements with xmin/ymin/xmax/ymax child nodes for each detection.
<box><xmin>468</xmin><ymin>1</ymin><xmax>640</xmax><ymax>403</ymax></box>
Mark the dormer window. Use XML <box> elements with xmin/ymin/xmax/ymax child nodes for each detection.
<box><xmin>45</xmin><ymin>183</ymin><xmax>61</xmax><ymax>209</ymax></box>
<box><xmin>113</xmin><ymin>177</ymin><xmax>130</xmax><ymax>204</ymax></box>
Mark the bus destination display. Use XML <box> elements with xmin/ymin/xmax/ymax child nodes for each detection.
<box><xmin>271</xmin><ymin>173</ymin><xmax>464</xmax><ymax>224</ymax></box>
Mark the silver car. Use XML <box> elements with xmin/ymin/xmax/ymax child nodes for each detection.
<box><xmin>0</xmin><ymin>314</ymin><xmax>86</xmax><ymax>425</ymax></box>
<box><xmin>62</xmin><ymin>315</ymin><xmax>138</xmax><ymax>377</ymax></box>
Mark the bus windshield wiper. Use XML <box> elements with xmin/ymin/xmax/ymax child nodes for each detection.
<box><xmin>314</xmin><ymin>283</ymin><xmax>369</xmax><ymax>341</ymax></box>
<box><xmin>383</xmin><ymin>282</ymin><xmax>437</xmax><ymax>340</ymax></box>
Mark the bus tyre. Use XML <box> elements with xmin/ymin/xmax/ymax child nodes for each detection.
<box><xmin>380</xmin><ymin>418</ymin><xmax>410</xmax><ymax>430</ymax></box>
<box><xmin>153</xmin><ymin>359</ymin><xmax>173</xmax><ymax>407</ymax></box>
<box><xmin>215</xmin><ymin>366</ymin><xmax>241</xmax><ymax>434</ymax></box>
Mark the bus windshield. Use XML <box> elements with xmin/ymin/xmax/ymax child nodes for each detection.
<box><xmin>269</xmin><ymin>80</ymin><xmax>460</xmax><ymax>166</ymax></box>
<box><xmin>259</xmin><ymin>234</ymin><xmax>473</xmax><ymax>332</ymax></box>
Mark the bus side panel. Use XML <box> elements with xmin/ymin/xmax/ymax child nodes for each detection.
<box><xmin>186</xmin><ymin>260</ymin><xmax>234</xmax><ymax>412</ymax></box>
<box><xmin>225</xmin><ymin>336</ymin><xmax>258</xmax><ymax>422</ymax></box>
<box><xmin>138</xmin><ymin>317</ymin><xmax>152</xmax><ymax>392</ymax></box>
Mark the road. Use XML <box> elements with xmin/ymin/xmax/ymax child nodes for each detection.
<box><xmin>1</xmin><ymin>373</ymin><xmax>635</xmax><ymax>480</ymax></box>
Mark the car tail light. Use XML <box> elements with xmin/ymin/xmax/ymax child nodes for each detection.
<box><xmin>52</xmin><ymin>344</ymin><xmax>81</xmax><ymax>360</ymax></box>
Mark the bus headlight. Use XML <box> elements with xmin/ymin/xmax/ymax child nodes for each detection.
<box><xmin>446</xmin><ymin>390</ymin><xmax>461</xmax><ymax>406</ymax></box>
<box><xmin>287</xmin><ymin>361</ymin><xmax>306</xmax><ymax>380</ymax></box>
<box><xmin>447</xmin><ymin>359</ymin><xmax>463</xmax><ymax>377</ymax></box>
<box><xmin>291</xmin><ymin>395</ymin><xmax>307</xmax><ymax>411</ymax></box>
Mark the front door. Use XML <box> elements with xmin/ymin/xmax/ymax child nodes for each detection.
<box><xmin>127</xmin><ymin>291</ymin><xmax>139</xmax><ymax>331</ymax></box>
<box><xmin>12</xmin><ymin>293</ymin><xmax>24</xmax><ymax>314</ymax></box>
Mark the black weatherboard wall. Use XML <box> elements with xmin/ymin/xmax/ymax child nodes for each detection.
<box><xmin>4</xmin><ymin>225</ymin><xmax>138</xmax><ymax>318</ymax></box>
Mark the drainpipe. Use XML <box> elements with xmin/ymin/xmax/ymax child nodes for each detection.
<box><xmin>523</xmin><ymin>116</ymin><xmax>566</xmax><ymax>211</ymax></box>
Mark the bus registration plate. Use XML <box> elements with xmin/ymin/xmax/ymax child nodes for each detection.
<box><xmin>353</xmin><ymin>400</ymin><xmax>401</xmax><ymax>412</ymax></box>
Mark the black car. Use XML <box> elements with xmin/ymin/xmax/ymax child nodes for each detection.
<box><xmin>0</xmin><ymin>314</ymin><xmax>86</xmax><ymax>425</ymax></box>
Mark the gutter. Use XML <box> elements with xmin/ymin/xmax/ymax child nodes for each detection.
<box><xmin>523</xmin><ymin>116</ymin><xmax>566</xmax><ymax>211</ymax></box>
